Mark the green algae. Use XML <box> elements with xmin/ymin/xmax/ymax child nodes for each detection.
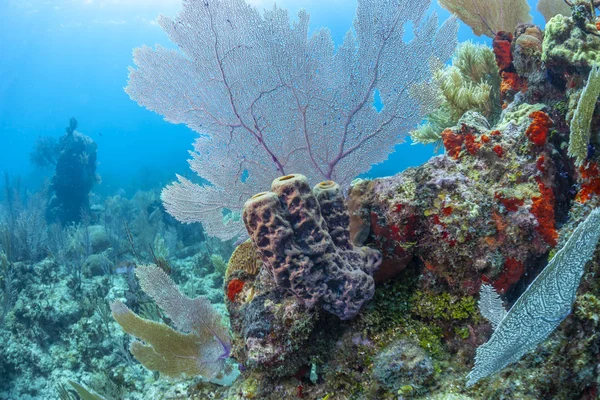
<box><xmin>542</xmin><ymin>14</ymin><xmax>600</xmax><ymax>69</ymax></box>
<box><xmin>410</xmin><ymin>291</ymin><xmax>479</xmax><ymax>322</ymax></box>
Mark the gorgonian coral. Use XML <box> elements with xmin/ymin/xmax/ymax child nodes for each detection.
<box><xmin>438</xmin><ymin>0</ymin><xmax>531</xmax><ymax>37</ymax></box>
<box><xmin>126</xmin><ymin>0</ymin><xmax>459</xmax><ymax>240</ymax></box>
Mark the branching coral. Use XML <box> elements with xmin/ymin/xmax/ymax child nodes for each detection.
<box><xmin>438</xmin><ymin>0</ymin><xmax>531</xmax><ymax>37</ymax></box>
<box><xmin>29</xmin><ymin>136</ymin><xmax>58</xmax><ymax>168</ymax></box>
<box><xmin>411</xmin><ymin>42</ymin><xmax>500</xmax><ymax>148</ymax></box>
<box><xmin>439</xmin><ymin>68</ymin><xmax>495</xmax><ymax>121</ymax></box>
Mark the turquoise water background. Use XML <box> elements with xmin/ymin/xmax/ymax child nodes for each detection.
<box><xmin>0</xmin><ymin>0</ymin><xmax>546</xmax><ymax>194</ymax></box>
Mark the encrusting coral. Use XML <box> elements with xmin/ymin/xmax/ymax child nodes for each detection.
<box><xmin>542</xmin><ymin>12</ymin><xmax>600</xmax><ymax>71</ymax></box>
<box><xmin>225</xmin><ymin>240</ymin><xmax>261</xmax><ymax>279</ymax></box>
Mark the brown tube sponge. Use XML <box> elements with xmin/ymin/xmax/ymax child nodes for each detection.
<box><xmin>243</xmin><ymin>174</ymin><xmax>381</xmax><ymax>320</ymax></box>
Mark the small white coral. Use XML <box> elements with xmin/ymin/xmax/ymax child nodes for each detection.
<box><xmin>478</xmin><ymin>284</ymin><xmax>507</xmax><ymax>329</ymax></box>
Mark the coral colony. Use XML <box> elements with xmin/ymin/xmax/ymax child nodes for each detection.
<box><xmin>4</xmin><ymin>0</ymin><xmax>600</xmax><ymax>399</ymax></box>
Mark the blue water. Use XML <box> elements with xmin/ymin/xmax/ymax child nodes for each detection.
<box><xmin>0</xmin><ymin>0</ymin><xmax>546</xmax><ymax>193</ymax></box>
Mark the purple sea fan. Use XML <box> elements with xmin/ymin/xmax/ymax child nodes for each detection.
<box><xmin>126</xmin><ymin>0</ymin><xmax>459</xmax><ymax>240</ymax></box>
<box><xmin>110</xmin><ymin>265</ymin><xmax>233</xmax><ymax>381</ymax></box>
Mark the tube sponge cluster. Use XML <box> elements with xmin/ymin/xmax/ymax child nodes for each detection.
<box><xmin>242</xmin><ymin>174</ymin><xmax>381</xmax><ymax>320</ymax></box>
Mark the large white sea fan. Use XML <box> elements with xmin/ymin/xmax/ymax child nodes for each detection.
<box><xmin>126</xmin><ymin>0</ymin><xmax>459</xmax><ymax>239</ymax></box>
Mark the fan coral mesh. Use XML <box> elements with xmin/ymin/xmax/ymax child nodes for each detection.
<box><xmin>467</xmin><ymin>208</ymin><xmax>600</xmax><ymax>387</ymax></box>
<box><xmin>110</xmin><ymin>265</ymin><xmax>232</xmax><ymax>380</ymax></box>
<box><xmin>126</xmin><ymin>0</ymin><xmax>459</xmax><ymax>239</ymax></box>
<box><xmin>438</xmin><ymin>0</ymin><xmax>531</xmax><ymax>37</ymax></box>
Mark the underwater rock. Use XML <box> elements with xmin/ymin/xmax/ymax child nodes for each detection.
<box><xmin>242</xmin><ymin>175</ymin><xmax>381</xmax><ymax>320</ymax></box>
<box><xmin>373</xmin><ymin>339</ymin><xmax>434</xmax><ymax>394</ymax></box>
<box><xmin>542</xmin><ymin>13</ymin><xmax>600</xmax><ymax>73</ymax></box>
<box><xmin>349</xmin><ymin>107</ymin><xmax>568</xmax><ymax>296</ymax></box>
<box><xmin>225</xmin><ymin>243</ymin><xmax>318</xmax><ymax>378</ymax></box>
<box><xmin>348</xmin><ymin>175</ymin><xmax>418</xmax><ymax>282</ymax></box>
<box><xmin>47</xmin><ymin>118</ymin><xmax>99</xmax><ymax>225</ymax></box>
<box><xmin>88</xmin><ymin>225</ymin><xmax>111</xmax><ymax>254</ymax></box>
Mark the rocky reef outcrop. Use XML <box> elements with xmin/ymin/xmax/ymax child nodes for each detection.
<box><xmin>47</xmin><ymin>118</ymin><xmax>99</xmax><ymax>224</ymax></box>
<box><xmin>201</xmin><ymin>9</ymin><xmax>600</xmax><ymax>400</ymax></box>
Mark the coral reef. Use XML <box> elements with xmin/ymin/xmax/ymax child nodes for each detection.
<box><xmin>209</xmin><ymin>8</ymin><xmax>600</xmax><ymax>399</ymax></box>
<box><xmin>351</xmin><ymin>108</ymin><xmax>561</xmax><ymax>297</ymax></box>
<box><xmin>7</xmin><ymin>1</ymin><xmax>600</xmax><ymax>400</ymax></box>
<box><xmin>46</xmin><ymin>118</ymin><xmax>100</xmax><ymax>225</ymax></box>
<box><xmin>0</xmin><ymin>184</ymin><xmax>228</xmax><ymax>399</ymax></box>
<box><xmin>468</xmin><ymin>208</ymin><xmax>600</xmax><ymax>386</ymax></box>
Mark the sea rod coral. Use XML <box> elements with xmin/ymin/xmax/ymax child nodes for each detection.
<box><xmin>568</xmin><ymin>64</ymin><xmax>600</xmax><ymax>166</ymax></box>
<box><xmin>126</xmin><ymin>0</ymin><xmax>459</xmax><ymax>240</ymax></box>
<box><xmin>93</xmin><ymin>0</ymin><xmax>600</xmax><ymax>399</ymax></box>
